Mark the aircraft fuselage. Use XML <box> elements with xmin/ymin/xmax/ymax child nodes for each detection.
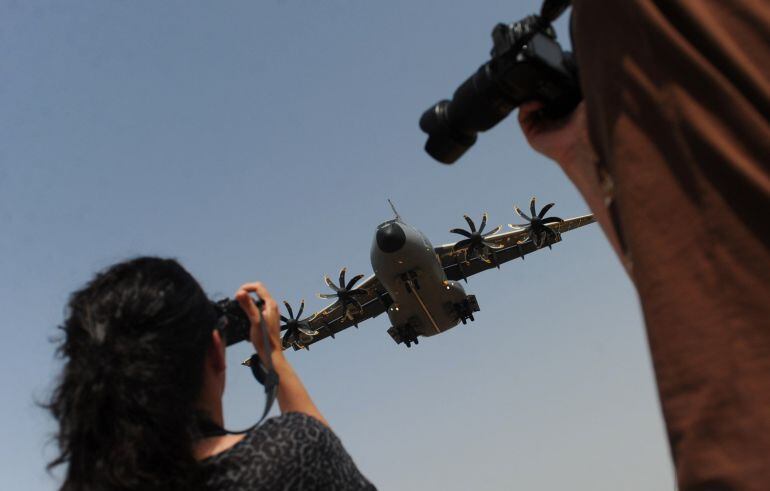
<box><xmin>370</xmin><ymin>219</ymin><xmax>477</xmax><ymax>345</ymax></box>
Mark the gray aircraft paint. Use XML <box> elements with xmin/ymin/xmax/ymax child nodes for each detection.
<box><xmin>371</xmin><ymin>219</ymin><xmax>469</xmax><ymax>339</ymax></box>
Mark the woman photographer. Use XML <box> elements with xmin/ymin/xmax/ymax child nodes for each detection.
<box><xmin>47</xmin><ymin>256</ymin><xmax>374</xmax><ymax>490</ymax></box>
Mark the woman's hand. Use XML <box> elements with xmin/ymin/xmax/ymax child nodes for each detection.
<box><xmin>234</xmin><ymin>282</ymin><xmax>284</xmax><ymax>365</ymax></box>
<box><xmin>235</xmin><ymin>282</ymin><xmax>329</xmax><ymax>426</ymax></box>
<box><xmin>518</xmin><ymin>100</ymin><xmax>596</xmax><ymax>168</ymax></box>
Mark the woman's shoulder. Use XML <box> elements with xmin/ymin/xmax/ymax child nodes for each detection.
<box><xmin>257</xmin><ymin>411</ymin><xmax>334</xmax><ymax>446</ymax></box>
<box><xmin>202</xmin><ymin>412</ymin><xmax>327</xmax><ymax>466</ymax></box>
<box><xmin>202</xmin><ymin>412</ymin><xmax>375</xmax><ymax>490</ymax></box>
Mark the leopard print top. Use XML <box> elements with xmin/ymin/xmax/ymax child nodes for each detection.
<box><xmin>202</xmin><ymin>412</ymin><xmax>376</xmax><ymax>490</ymax></box>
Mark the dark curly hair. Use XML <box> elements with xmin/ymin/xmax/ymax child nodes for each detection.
<box><xmin>46</xmin><ymin>257</ymin><xmax>217</xmax><ymax>491</ymax></box>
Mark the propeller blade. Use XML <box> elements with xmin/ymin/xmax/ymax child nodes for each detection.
<box><xmin>453</xmin><ymin>238</ymin><xmax>472</xmax><ymax>251</ymax></box>
<box><xmin>318</xmin><ymin>292</ymin><xmax>338</xmax><ymax>299</ymax></box>
<box><xmin>529</xmin><ymin>197</ymin><xmax>537</xmax><ymax>218</ymax></box>
<box><xmin>298</xmin><ymin>326</ymin><xmax>319</xmax><ymax>337</ymax></box>
<box><xmin>514</xmin><ymin>206</ymin><xmax>531</xmax><ymax>221</ymax></box>
<box><xmin>297</xmin><ymin>300</ymin><xmax>305</xmax><ymax>319</ymax></box>
<box><xmin>509</xmin><ymin>223</ymin><xmax>529</xmax><ymax>229</ymax></box>
<box><xmin>283</xmin><ymin>301</ymin><xmax>294</xmax><ymax>320</ymax></box>
<box><xmin>349</xmin><ymin>288</ymin><xmax>369</xmax><ymax>296</ymax></box>
<box><xmin>450</xmin><ymin>228</ymin><xmax>473</xmax><ymax>238</ymax></box>
<box><xmin>483</xmin><ymin>224</ymin><xmax>502</xmax><ymax>237</ymax></box>
<box><xmin>538</xmin><ymin>203</ymin><xmax>555</xmax><ymax>218</ymax></box>
<box><xmin>468</xmin><ymin>242</ymin><xmax>484</xmax><ymax>257</ymax></box>
<box><xmin>338</xmin><ymin>267</ymin><xmax>347</xmax><ymax>290</ymax></box>
<box><xmin>480</xmin><ymin>213</ymin><xmax>488</xmax><ymax>233</ymax></box>
<box><xmin>280</xmin><ymin>315</ymin><xmax>289</xmax><ymax>323</ymax></box>
<box><xmin>541</xmin><ymin>216</ymin><xmax>564</xmax><ymax>224</ymax></box>
<box><xmin>463</xmin><ymin>214</ymin><xmax>477</xmax><ymax>233</ymax></box>
<box><xmin>482</xmin><ymin>239</ymin><xmax>505</xmax><ymax>250</ymax></box>
<box><xmin>282</xmin><ymin>332</ymin><xmax>298</xmax><ymax>349</ymax></box>
<box><xmin>345</xmin><ymin>274</ymin><xmax>364</xmax><ymax>290</ymax></box>
<box><xmin>324</xmin><ymin>275</ymin><xmax>341</xmax><ymax>292</ymax></box>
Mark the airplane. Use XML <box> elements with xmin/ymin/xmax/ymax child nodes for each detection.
<box><xmin>277</xmin><ymin>197</ymin><xmax>595</xmax><ymax>350</ymax></box>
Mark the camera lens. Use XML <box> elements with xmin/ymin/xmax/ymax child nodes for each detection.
<box><xmin>420</xmin><ymin>101</ymin><xmax>477</xmax><ymax>164</ymax></box>
<box><xmin>420</xmin><ymin>64</ymin><xmax>516</xmax><ymax>164</ymax></box>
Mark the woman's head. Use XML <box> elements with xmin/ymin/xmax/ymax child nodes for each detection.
<box><xmin>47</xmin><ymin>257</ymin><xmax>219</xmax><ymax>491</ymax></box>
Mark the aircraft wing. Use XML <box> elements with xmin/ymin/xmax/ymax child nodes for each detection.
<box><xmin>284</xmin><ymin>274</ymin><xmax>391</xmax><ymax>350</ymax></box>
<box><xmin>435</xmin><ymin>214</ymin><xmax>595</xmax><ymax>281</ymax></box>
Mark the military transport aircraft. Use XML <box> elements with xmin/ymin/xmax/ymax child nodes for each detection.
<box><xmin>277</xmin><ymin>198</ymin><xmax>594</xmax><ymax>350</ymax></box>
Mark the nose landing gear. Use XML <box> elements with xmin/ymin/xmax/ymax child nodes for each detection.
<box><xmin>400</xmin><ymin>271</ymin><xmax>421</xmax><ymax>293</ymax></box>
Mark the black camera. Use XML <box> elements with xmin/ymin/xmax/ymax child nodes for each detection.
<box><xmin>214</xmin><ymin>295</ymin><xmax>264</xmax><ymax>347</ymax></box>
<box><xmin>210</xmin><ymin>294</ymin><xmax>278</xmax><ymax>428</ymax></box>
<box><xmin>420</xmin><ymin>8</ymin><xmax>581</xmax><ymax>164</ymax></box>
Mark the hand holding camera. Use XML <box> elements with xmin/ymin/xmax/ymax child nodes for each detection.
<box><xmin>420</xmin><ymin>0</ymin><xmax>579</xmax><ymax>164</ymax></box>
<box><xmin>518</xmin><ymin>99</ymin><xmax>595</xmax><ymax>169</ymax></box>
<box><xmin>234</xmin><ymin>282</ymin><xmax>284</xmax><ymax>365</ymax></box>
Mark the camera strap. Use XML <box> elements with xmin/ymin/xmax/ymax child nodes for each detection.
<box><xmin>197</xmin><ymin>298</ymin><xmax>279</xmax><ymax>438</ymax></box>
<box><xmin>540</xmin><ymin>0</ymin><xmax>571</xmax><ymax>24</ymax></box>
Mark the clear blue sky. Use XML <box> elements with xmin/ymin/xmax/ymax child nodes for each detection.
<box><xmin>1</xmin><ymin>1</ymin><xmax>674</xmax><ymax>489</ymax></box>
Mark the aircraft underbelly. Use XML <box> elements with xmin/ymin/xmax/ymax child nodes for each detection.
<box><xmin>385</xmin><ymin>276</ymin><xmax>466</xmax><ymax>336</ymax></box>
<box><xmin>371</xmin><ymin>224</ymin><xmax>467</xmax><ymax>337</ymax></box>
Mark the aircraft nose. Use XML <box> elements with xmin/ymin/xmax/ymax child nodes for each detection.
<box><xmin>376</xmin><ymin>222</ymin><xmax>406</xmax><ymax>253</ymax></box>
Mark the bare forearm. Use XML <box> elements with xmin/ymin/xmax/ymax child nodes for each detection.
<box><xmin>235</xmin><ymin>282</ymin><xmax>330</xmax><ymax>427</ymax></box>
<box><xmin>271</xmin><ymin>353</ymin><xmax>329</xmax><ymax>426</ymax></box>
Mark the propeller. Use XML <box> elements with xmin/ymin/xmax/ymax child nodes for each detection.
<box><xmin>317</xmin><ymin>268</ymin><xmax>368</xmax><ymax>320</ymax></box>
<box><xmin>280</xmin><ymin>300</ymin><xmax>317</xmax><ymax>348</ymax></box>
<box><xmin>450</xmin><ymin>213</ymin><xmax>504</xmax><ymax>263</ymax></box>
<box><xmin>510</xmin><ymin>197</ymin><xmax>565</xmax><ymax>248</ymax></box>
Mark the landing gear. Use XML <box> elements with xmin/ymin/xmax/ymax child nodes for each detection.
<box><xmin>454</xmin><ymin>295</ymin><xmax>480</xmax><ymax>325</ymax></box>
<box><xmin>404</xmin><ymin>337</ymin><xmax>419</xmax><ymax>348</ymax></box>
<box><xmin>387</xmin><ymin>322</ymin><xmax>420</xmax><ymax>348</ymax></box>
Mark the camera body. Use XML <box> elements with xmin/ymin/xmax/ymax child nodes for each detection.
<box><xmin>420</xmin><ymin>15</ymin><xmax>582</xmax><ymax>164</ymax></box>
<box><xmin>214</xmin><ymin>296</ymin><xmax>264</xmax><ymax>347</ymax></box>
